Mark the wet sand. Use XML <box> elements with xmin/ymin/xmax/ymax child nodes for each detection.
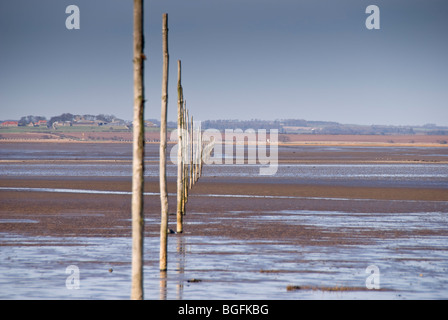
<box><xmin>1</xmin><ymin>141</ymin><xmax>447</xmax><ymax>251</ymax></box>
<box><xmin>1</xmin><ymin>175</ymin><xmax>447</xmax><ymax>242</ymax></box>
<box><xmin>1</xmin><ymin>142</ymin><xmax>448</xmax><ymax>299</ymax></box>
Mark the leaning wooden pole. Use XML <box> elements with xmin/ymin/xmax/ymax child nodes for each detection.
<box><xmin>131</xmin><ymin>0</ymin><xmax>145</xmax><ymax>300</ymax></box>
<box><xmin>176</xmin><ymin>60</ymin><xmax>184</xmax><ymax>233</ymax></box>
<box><xmin>159</xmin><ymin>13</ymin><xmax>169</xmax><ymax>272</ymax></box>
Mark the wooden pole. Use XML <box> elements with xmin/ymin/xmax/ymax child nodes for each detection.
<box><xmin>194</xmin><ymin>122</ymin><xmax>199</xmax><ymax>184</ymax></box>
<box><xmin>183</xmin><ymin>103</ymin><xmax>188</xmax><ymax>208</ymax></box>
<box><xmin>131</xmin><ymin>0</ymin><xmax>145</xmax><ymax>300</ymax></box>
<box><xmin>189</xmin><ymin>115</ymin><xmax>194</xmax><ymax>189</ymax></box>
<box><xmin>186</xmin><ymin>109</ymin><xmax>190</xmax><ymax>194</ymax></box>
<box><xmin>176</xmin><ymin>60</ymin><xmax>184</xmax><ymax>233</ymax></box>
<box><xmin>199</xmin><ymin>124</ymin><xmax>203</xmax><ymax>178</ymax></box>
<box><xmin>159</xmin><ymin>13</ymin><xmax>169</xmax><ymax>272</ymax></box>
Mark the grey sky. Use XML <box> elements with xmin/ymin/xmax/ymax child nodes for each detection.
<box><xmin>1</xmin><ymin>0</ymin><xmax>447</xmax><ymax>125</ymax></box>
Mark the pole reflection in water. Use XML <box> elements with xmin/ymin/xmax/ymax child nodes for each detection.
<box><xmin>158</xmin><ymin>235</ymin><xmax>186</xmax><ymax>300</ymax></box>
<box><xmin>176</xmin><ymin>234</ymin><xmax>186</xmax><ymax>300</ymax></box>
<box><xmin>159</xmin><ymin>270</ymin><xmax>167</xmax><ymax>300</ymax></box>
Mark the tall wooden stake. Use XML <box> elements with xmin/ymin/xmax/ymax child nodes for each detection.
<box><xmin>194</xmin><ymin>122</ymin><xmax>199</xmax><ymax>184</ymax></box>
<box><xmin>131</xmin><ymin>0</ymin><xmax>145</xmax><ymax>300</ymax></box>
<box><xmin>176</xmin><ymin>60</ymin><xmax>184</xmax><ymax>233</ymax></box>
<box><xmin>199</xmin><ymin>124</ymin><xmax>203</xmax><ymax>178</ymax></box>
<box><xmin>159</xmin><ymin>13</ymin><xmax>169</xmax><ymax>272</ymax></box>
<box><xmin>189</xmin><ymin>115</ymin><xmax>194</xmax><ymax>189</ymax></box>
<box><xmin>185</xmin><ymin>108</ymin><xmax>190</xmax><ymax>195</ymax></box>
<box><xmin>183</xmin><ymin>103</ymin><xmax>189</xmax><ymax>209</ymax></box>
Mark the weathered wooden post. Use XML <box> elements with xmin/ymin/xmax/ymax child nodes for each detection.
<box><xmin>131</xmin><ymin>0</ymin><xmax>145</xmax><ymax>300</ymax></box>
<box><xmin>176</xmin><ymin>60</ymin><xmax>184</xmax><ymax>233</ymax></box>
<box><xmin>183</xmin><ymin>103</ymin><xmax>189</xmax><ymax>210</ymax></box>
<box><xmin>159</xmin><ymin>13</ymin><xmax>169</xmax><ymax>272</ymax></box>
<box><xmin>189</xmin><ymin>115</ymin><xmax>194</xmax><ymax>189</ymax></box>
<box><xmin>194</xmin><ymin>121</ymin><xmax>200</xmax><ymax>184</ymax></box>
<box><xmin>199</xmin><ymin>124</ymin><xmax>203</xmax><ymax>179</ymax></box>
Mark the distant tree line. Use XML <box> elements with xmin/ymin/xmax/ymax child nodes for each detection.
<box><xmin>318</xmin><ymin>124</ymin><xmax>416</xmax><ymax>135</ymax></box>
<box><xmin>48</xmin><ymin>113</ymin><xmax>74</xmax><ymax>126</ymax></box>
<box><xmin>15</xmin><ymin>113</ymin><xmax>124</xmax><ymax>127</ymax></box>
<box><xmin>201</xmin><ymin>119</ymin><xmax>410</xmax><ymax>135</ymax></box>
<box><xmin>9</xmin><ymin>114</ymin><xmax>448</xmax><ymax>135</ymax></box>
<box><xmin>18</xmin><ymin>115</ymin><xmax>47</xmax><ymax>126</ymax></box>
<box><xmin>47</xmin><ymin>113</ymin><xmax>121</xmax><ymax>127</ymax></box>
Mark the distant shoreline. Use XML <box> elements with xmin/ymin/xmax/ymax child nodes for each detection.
<box><xmin>1</xmin><ymin>132</ymin><xmax>447</xmax><ymax>148</ymax></box>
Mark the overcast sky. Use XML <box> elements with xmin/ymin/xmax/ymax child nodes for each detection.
<box><xmin>1</xmin><ymin>0</ymin><xmax>447</xmax><ymax>125</ymax></box>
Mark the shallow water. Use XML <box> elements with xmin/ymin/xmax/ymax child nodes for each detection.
<box><xmin>1</xmin><ymin>208</ymin><xmax>447</xmax><ymax>300</ymax></box>
<box><xmin>1</xmin><ymin>162</ymin><xmax>447</xmax><ymax>189</ymax></box>
<box><xmin>2</xmin><ymin>143</ymin><xmax>448</xmax><ymax>188</ymax></box>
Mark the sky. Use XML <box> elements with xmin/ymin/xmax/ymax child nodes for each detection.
<box><xmin>0</xmin><ymin>0</ymin><xmax>447</xmax><ymax>126</ymax></box>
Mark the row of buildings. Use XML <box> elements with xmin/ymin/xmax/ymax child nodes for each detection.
<box><xmin>1</xmin><ymin>120</ymin><xmax>47</xmax><ymax>127</ymax></box>
<box><xmin>0</xmin><ymin>121</ymin><xmax>19</xmax><ymax>127</ymax></box>
<box><xmin>0</xmin><ymin>119</ymin><xmax>158</xmax><ymax>129</ymax></box>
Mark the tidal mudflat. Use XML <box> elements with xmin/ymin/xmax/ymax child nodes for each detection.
<box><xmin>1</xmin><ymin>142</ymin><xmax>447</xmax><ymax>299</ymax></box>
